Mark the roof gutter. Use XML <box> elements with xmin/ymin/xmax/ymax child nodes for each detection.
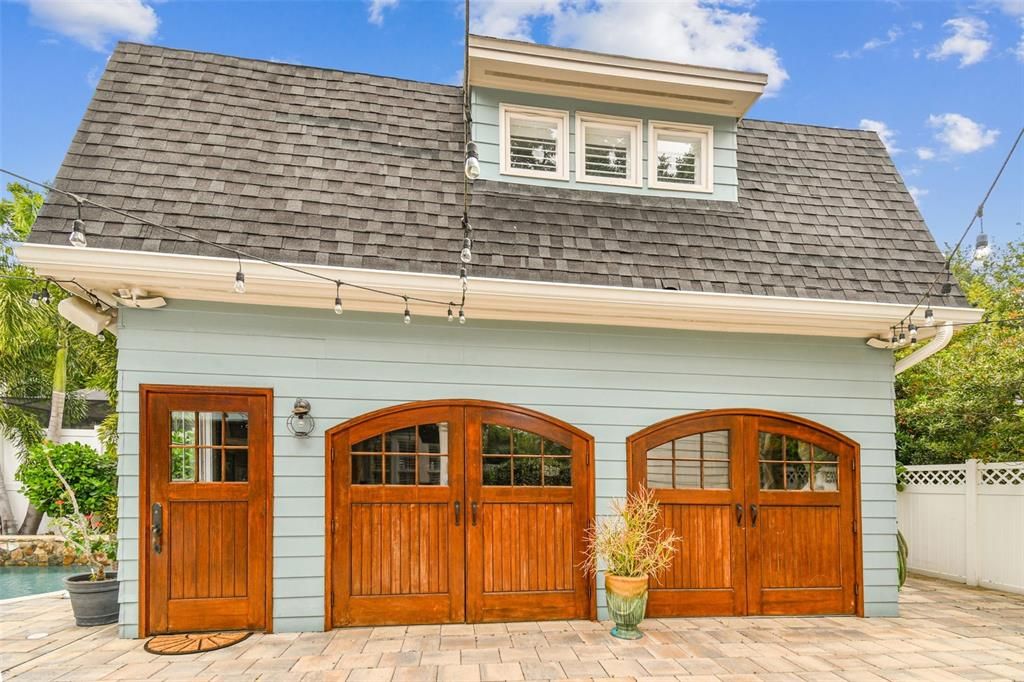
<box><xmin>893</xmin><ymin>321</ymin><xmax>955</xmax><ymax>375</ymax></box>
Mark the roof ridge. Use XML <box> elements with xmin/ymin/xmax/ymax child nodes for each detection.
<box><xmin>741</xmin><ymin>117</ymin><xmax>880</xmax><ymax>136</ymax></box>
<box><xmin>113</xmin><ymin>41</ymin><xmax>462</xmax><ymax>92</ymax></box>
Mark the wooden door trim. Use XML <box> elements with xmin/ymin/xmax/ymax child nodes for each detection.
<box><xmin>138</xmin><ymin>384</ymin><xmax>274</xmax><ymax>638</ymax></box>
<box><xmin>625</xmin><ymin>408</ymin><xmax>863</xmax><ymax>618</ymax></box>
<box><xmin>324</xmin><ymin>399</ymin><xmax>597</xmax><ymax>626</ymax></box>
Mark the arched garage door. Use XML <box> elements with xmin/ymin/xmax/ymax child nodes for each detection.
<box><xmin>628</xmin><ymin>409</ymin><xmax>862</xmax><ymax>617</ymax></box>
<box><xmin>327</xmin><ymin>400</ymin><xmax>594</xmax><ymax>626</ymax></box>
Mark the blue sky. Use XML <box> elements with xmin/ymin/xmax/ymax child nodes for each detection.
<box><xmin>1</xmin><ymin>0</ymin><xmax>1022</xmax><ymax>252</ymax></box>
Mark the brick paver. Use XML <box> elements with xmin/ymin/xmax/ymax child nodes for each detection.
<box><xmin>2</xmin><ymin>577</ymin><xmax>1024</xmax><ymax>680</ymax></box>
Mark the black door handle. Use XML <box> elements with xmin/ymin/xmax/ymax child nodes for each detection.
<box><xmin>471</xmin><ymin>501</ymin><xmax>478</xmax><ymax>526</ymax></box>
<box><xmin>735</xmin><ymin>503</ymin><xmax>743</xmax><ymax>527</ymax></box>
<box><xmin>454</xmin><ymin>500</ymin><xmax>461</xmax><ymax>526</ymax></box>
<box><xmin>750</xmin><ymin>504</ymin><xmax>759</xmax><ymax>528</ymax></box>
<box><xmin>151</xmin><ymin>502</ymin><xmax>163</xmax><ymax>554</ymax></box>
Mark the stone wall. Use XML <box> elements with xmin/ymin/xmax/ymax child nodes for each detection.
<box><xmin>0</xmin><ymin>535</ymin><xmax>90</xmax><ymax>566</ymax></box>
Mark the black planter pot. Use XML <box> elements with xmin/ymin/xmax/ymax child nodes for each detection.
<box><xmin>63</xmin><ymin>572</ymin><xmax>119</xmax><ymax>626</ymax></box>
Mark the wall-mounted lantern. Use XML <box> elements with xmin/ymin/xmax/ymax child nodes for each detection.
<box><xmin>287</xmin><ymin>398</ymin><xmax>315</xmax><ymax>438</ymax></box>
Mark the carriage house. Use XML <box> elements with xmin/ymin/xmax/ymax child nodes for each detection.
<box><xmin>19</xmin><ymin>36</ymin><xmax>981</xmax><ymax>638</ymax></box>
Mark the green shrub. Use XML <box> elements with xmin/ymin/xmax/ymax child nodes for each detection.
<box><xmin>16</xmin><ymin>441</ymin><xmax>117</xmax><ymax>519</ymax></box>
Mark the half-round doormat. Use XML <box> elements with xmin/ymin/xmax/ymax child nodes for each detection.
<box><xmin>144</xmin><ymin>631</ymin><xmax>252</xmax><ymax>655</ymax></box>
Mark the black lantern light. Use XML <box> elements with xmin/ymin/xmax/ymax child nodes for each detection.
<box><xmin>287</xmin><ymin>398</ymin><xmax>315</xmax><ymax>438</ymax></box>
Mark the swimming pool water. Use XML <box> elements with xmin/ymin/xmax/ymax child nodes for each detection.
<box><xmin>0</xmin><ymin>565</ymin><xmax>84</xmax><ymax>600</ymax></box>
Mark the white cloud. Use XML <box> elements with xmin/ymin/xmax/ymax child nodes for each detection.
<box><xmin>1016</xmin><ymin>19</ymin><xmax>1024</xmax><ymax>62</ymax></box>
<box><xmin>928</xmin><ymin>113</ymin><xmax>1000</xmax><ymax>154</ymax></box>
<box><xmin>859</xmin><ymin>118</ymin><xmax>901</xmax><ymax>154</ymax></box>
<box><xmin>26</xmin><ymin>0</ymin><xmax>158</xmax><ymax>51</ymax></box>
<box><xmin>472</xmin><ymin>0</ymin><xmax>789</xmax><ymax>94</ymax></box>
<box><xmin>908</xmin><ymin>186</ymin><xmax>929</xmax><ymax>203</ymax></box>
<box><xmin>929</xmin><ymin>17</ymin><xmax>992</xmax><ymax>67</ymax></box>
<box><xmin>994</xmin><ymin>0</ymin><xmax>1024</xmax><ymax>16</ymax></box>
<box><xmin>367</xmin><ymin>0</ymin><xmax>399</xmax><ymax>25</ymax></box>
<box><xmin>915</xmin><ymin>147</ymin><xmax>936</xmax><ymax>160</ymax></box>
<box><xmin>863</xmin><ymin>27</ymin><xmax>902</xmax><ymax>51</ymax></box>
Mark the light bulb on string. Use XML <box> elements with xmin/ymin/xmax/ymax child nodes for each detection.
<box><xmin>898</xmin><ymin>326</ymin><xmax>906</xmax><ymax>345</ymax></box>
<box><xmin>460</xmin><ymin>237</ymin><xmax>472</xmax><ymax>264</ymax></box>
<box><xmin>464</xmin><ymin>142</ymin><xmax>480</xmax><ymax>181</ymax></box>
<box><xmin>458</xmin><ymin>308</ymin><xmax>466</xmax><ymax>325</ymax></box>
<box><xmin>334</xmin><ymin>282</ymin><xmax>343</xmax><ymax>315</ymax></box>
<box><xmin>68</xmin><ymin>200</ymin><xmax>87</xmax><ymax>248</ymax></box>
<box><xmin>973</xmin><ymin>207</ymin><xmax>991</xmax><ymax>262</ymax></box>
<box><xmin>234</xmin><ymin>270</ymin><xmax>245</xmax><ymax>294</ymax></box>
<box><xmin>403</xmin><ymin>298</ymin><xmax>412</xmax><ymax>325</ymax></box>
<box><xmin>29</xmin><ymin>291</ymin><xmax>40</xmax><ymax>308</ymax></box>
<box><xmin>909</xmin><ymin>322</ymin><xmax>918</xmax><ymax>344</ymax></box>
<box><xmin>40</xmin><ymin>288</ymin><xmax>50</xmax><ymax>305</ymax></box>
<box><xmin>447</xmin><ymin>306</ymin><xmax>454</xmax><ymax>322</ymax></box>
<box><xmin>460</xmin><ymin>267</ymin><xmax>468</xmax><ymax>291</ymax></box>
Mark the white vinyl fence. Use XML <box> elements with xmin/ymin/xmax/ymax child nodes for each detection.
<box><xmin>897</xmin><ymin>460</ymin><xmax>1024</xmax><ymax>594</ymax></box>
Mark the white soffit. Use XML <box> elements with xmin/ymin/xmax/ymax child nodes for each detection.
<box><xmin>17</xmin><ymin>244</ymin><xmax>983</xmax><ymax>340</ymax></box>
<box><xmin>468</xmin><ymin>34</ymin><xmax>767</xmax><ymax>118</ymax></box>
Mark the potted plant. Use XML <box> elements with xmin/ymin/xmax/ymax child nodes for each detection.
<box><xmin>583</xmin><ymin>488</ymin><xmax>679</xmax><ymax>639</ymax></box>
<box><xmin>18</xmin><ymin>441</ymin><xmax>119</xmax><ymax>625</ymax></box>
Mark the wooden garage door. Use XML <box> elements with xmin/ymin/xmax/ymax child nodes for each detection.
<box><xmin>328</xmin><ymin>400</ymin><xmax>594</xmax><ymax>627</ymax></box>
<box><xmin>628</xmin><ymin>409</ymin><xmax>861</xmax><ymax>617</ymax></box>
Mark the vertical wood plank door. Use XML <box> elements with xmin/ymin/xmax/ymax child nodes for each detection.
<box><xmin>143</xmin><ymin>387</ymin><xmax>272</xmax><ymax>635</ymax></box>
<box><xmin>465</xmin><ymin>406</ymin><xmax>593</xmax><ymax>622</ymax></box>
<box><xmin>627</xmin><ymin>414</ymin><xmax>748</xmax><ymax>616</ymax></box>
<box><xmin>327</xmin><ymin>400</ymin><xmax>594</xmax><ymax>627</ymax></box>
<box><xmin>628</xmin><ymin>409</ymin><xmax>861</xmax><ymax>618</ymax></box>
<box><xmin>329</xmin><ymin>405</ymin><xmax>467</xmax><ymax>626</ymax></box>
<box><xmin>744</xmin><ymin>415</ymin><xmax>859</xmax><ymax>616</ymax></box>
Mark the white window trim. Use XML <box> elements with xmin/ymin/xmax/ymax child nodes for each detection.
<box><xmin>499</xmin><ymin>103</ymin><xmax>570</xmax><ymax>181</ymax></box>
<box><xmin>574</xmin><ymin>112</ymin><xmax>643</xmax><ymax>188</ymax></box>
<box><xmin>647</xmin><ymin>120</ymin><xmax>714</xmax><ymax>193</ymax></box>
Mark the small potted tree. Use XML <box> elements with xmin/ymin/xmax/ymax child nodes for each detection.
<box><xmin>583</xmin><ymin>489</ymin><xmax>679</xmax><ymax>640</ymax></box>
<box><xmin>17</xmin><ymin>441</ymin><xmax>119</xmax><ymax>626</ymax></box>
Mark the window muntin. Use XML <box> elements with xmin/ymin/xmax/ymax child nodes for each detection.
<box><xmin>575</xmin><ymin>113</ymin><xmax>641</xmax><ymax>187</ymax></box>
<box><xmin>758</xmin><ymin>432</ymin><xmax>838</xmax><ymax>491</ymax></box>
<box><xmin>645</xmin><ymin>430</ymin><xmax>730</xmax><ymax>489</ymax></box>
<box><xmin>481</xmin><ymin>423</ymin><xmax>572</xmax><ymax>487</ymax></box>
<box><xmin>170</xmin><ymin>411</ymin><xmax>249</xmax><ymax>482</ymax></box>
<box><xmin>351</xmin><ymin>423</ymin><xmax>450</xmax><ymax>486</ymax></box>
<box><xmin>648</xmin><ymin>121</ymin><xmax>714</xmax><ymax>192</ymax></box>
<box><xmin>500</xmin><ymin>104</ymin><xmax>569</xmax><ymax>180</ymax></box>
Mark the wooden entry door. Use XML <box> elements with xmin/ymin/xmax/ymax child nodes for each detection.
<box><xmin>142</xmin><ymin>386</ymin><xmax>272</xmax><ymax>635</ymax></box>
<box><xmin>626</xmin><ymin>413</ymin><xmax>748</xmax><ymax>616</ymax></box>
<box><xmin>627</xmin><ymin>409</ymin><xmax>860</xmax><ymax>617</ymax></box>
<box><xmin>328</xmin><ymin>400</ymin><xmax>593</xmax><ymax>627</ymax></box>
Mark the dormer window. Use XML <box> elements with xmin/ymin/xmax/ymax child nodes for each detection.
<box><xmin>500</xmin><ymin>104</ymin><xmax>569</xmax><ymax>181</ymax></box>
<box><xmin>575</xmin><ymin>113</ymin><xmax>642</xmax><ymax>187</ymax></box>
<box><xmin>649</xmin><ymin>121</ymin><xmax>714</xmax><ymax>193</ymax></box>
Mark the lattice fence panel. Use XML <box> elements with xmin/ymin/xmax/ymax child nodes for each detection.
<box><xmin>902</xmin><ymin>467</ymin><xmax>966</xmax><ymax>486</ymax></box>
<box><xmin>981</xmin><ymin>465</ymin><xmax>1024</xmax><ymax>486</ymax></box>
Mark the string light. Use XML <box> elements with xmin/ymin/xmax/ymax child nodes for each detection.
<box><xmin>403</xmin><ymin>297</ymin><xmax>412</xmax><ymax>324</ymax></box>
<box><xmin>458</xmin><ymin>307</ymin><xmax>466</xmax><ymax>325</ymax></box>
<box><xmin>909</xmin><ymin>322</ymin><xmax>918</xmax><ymax>344</ymax></box>
<box><xmin>29</xmin><ymin>291</ymin><xmax>40</xmax><ymax>308</ymax></box>
<box><xmin>973</xmin><ymin>207</ymin><xmax>991</xmax><ymax>262</ymax></box>
<box><xmin>334</xmin><ymin>282</ymin><xmax>343</xmax><ymax>315</ymax></box>
<box><xmin>460</xmin><ymin>267</ymin><xmax>468</xmax><ymax>291</ymax></box>
<box><xmin>68</xmin><ymin>199</ymin><xmax>87</xmax><ymax>248</ymax></box>
<box><xmin>40</xmin><ymin>287</ymin><xmax>50</xmax><ymax>305</ymax></box>
<box><xmin>898</xmin><ymin>325</ymin><xmax>906</xmax><ymax>345</ymax></box>
<box><xmin>447</xmin><ymin>305</ymin><xmax>454</xmax><ymax>322</ymax></box>
<box><xmin>464</xmin><ymin>141</ymin><xmax>480</xmax><ymax>181</ymax></box>
<box><xmin>460</xmin><ymin>238</ymin><xmax>472</xmax><ymax>264</ymax></box>
<box><xmin>924</xmin><ymin>306</ymin><xmax>935</xmax><ymax>326</ymax></box>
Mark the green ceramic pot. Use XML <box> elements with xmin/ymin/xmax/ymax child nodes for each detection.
<box><xmin>605</xmin><ymin>575</ymin><xmax>649</xmax><ymax>640</ymax></box>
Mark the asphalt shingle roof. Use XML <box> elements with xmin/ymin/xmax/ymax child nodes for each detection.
<box><xmin>28</xmin><ymin>42</ymin><xmax>968</xmax><ymax>307</ymax></box>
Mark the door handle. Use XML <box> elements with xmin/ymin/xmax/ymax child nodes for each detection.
<box><xmin>750</xmin><ymin>504</ymin><xmax>759</xmax><ymax>528</ymax></box>
<box><xmin>151</xmin><ymin>503</ymin><xmax>163</xmax><ymax>554</ymax></box>
<box><xmin>735</xmin><ymin>503</ymin><xmax>743</xmax><ymax>527</ymax></box>
<box><xmin>454</xmin><ymin>501</ymin><xmax>461</xmax><ymax>527</ymax></box>
<box><xmin>471</xmin><ymin>501</ymin><xmax>478</xmax><ymax>526</ymax></box>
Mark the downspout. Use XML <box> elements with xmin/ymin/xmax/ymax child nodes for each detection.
<box><xmin>893</xmin><ymin>321</ymin><xmax>954</xmax><ymax>375</ymax></box>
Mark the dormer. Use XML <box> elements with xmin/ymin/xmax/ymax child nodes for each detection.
<box><xmin>467</xmin><ymin>35</ymin><xmax>768</xmax><ymax>202</ymax></box>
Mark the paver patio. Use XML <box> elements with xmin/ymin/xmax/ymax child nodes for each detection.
<box><xmin>2</xmin><ymin>576</ymin><xmax>1023</xmax><ymax>681</ymax></box>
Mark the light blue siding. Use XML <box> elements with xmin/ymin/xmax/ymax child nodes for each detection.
<box><xmin>472</xmin><ymin>87</ymin><xmax>739</xmax><ymax>201</ymax></box>
<box><xmin>115</xmin><ymin>301</ymin><xmax>898</xmax><ymax>636</ymax></box>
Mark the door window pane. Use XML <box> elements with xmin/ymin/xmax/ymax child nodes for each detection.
<box><xmin>482</xmin><ymin>424</ymin><xmax>573</xmax><ymax>487</ymax></box>
<box><xmin>483</xmin><ymin>457</ymin><xmax>511</xmax><ymax>486</ymax></box>
<box><xmin>351</xmin><ymin>422</ymin><xmax>450</xmax><ymax>486</ymax></box>
<box><xmin>645</xmin><ymin>430</ymin><xmax>730</xmax><ymax>490</ymax></box>
<box><xmin>169</xmin><ymin>411</ymin><xmax>248</xmax><ymax>483</ymax></box>
<box><xmin>758</xmin><ymin>432</ymin><xmax>839</xmax><ymax>491</ymax></box>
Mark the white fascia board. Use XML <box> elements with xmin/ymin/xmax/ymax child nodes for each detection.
<box><xmin>16</xmin><ymin>243</ymin><xmax>984</xmax><ymax>338</ymax></box>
